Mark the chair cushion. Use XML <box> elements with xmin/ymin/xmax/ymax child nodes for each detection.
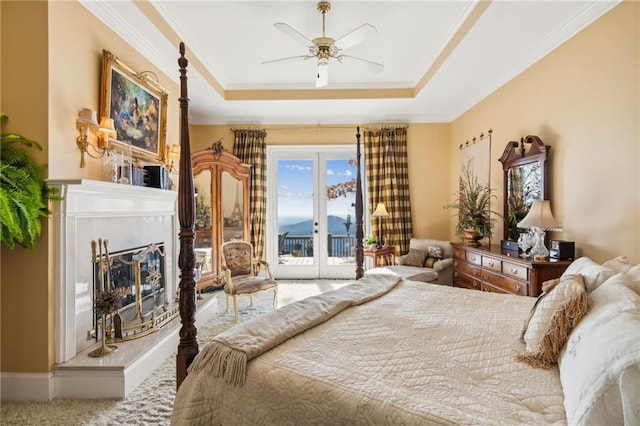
<box><xmin>226</xmin><ymin>277</ymin><xmax>277</xmax><ymax>295</ymax></box>
<box><xmin>223</xmin><ymin>243</ymin><xmax>253</xmax><ymax>276</ymax></box>
<box><xmin>404</xmin><ymin>248</ymin><xmax>427</xmax><ymax>267</ymax></box>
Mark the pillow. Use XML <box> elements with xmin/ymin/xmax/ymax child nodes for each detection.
<box><xmin>602</xmin><ymin>255</ymin><xmax>632</xmax><ymax>273</ymax></box>
<box><xmin>562</xmin><ymin>257</ymin><xmax>616</xmax><ymax>293</ymax></box>
<box><xmin>519</xmin><ymin>278</ymin><xmax>561</xmax><ymax>341</ymax></box>
<box><xmin>424</xmin><ymin>257</ymin><xmax>436</xmax><ymax>268</ymax></box>
<box><xmin>558</xmin><ymin>273</ymin><xmax>640</xmax><ymax>425</ymax></box>
<box><xmin>404</xmin><ymin>248</ymin><xmax>427</xmax><ymax>267</ymax></box>
<box><xmin>516</xmin><ymin>274</ymin><xmax>590</xmax><ymax>368</ymax></box>
<box><xmin>426</xmin><ymin>245</ymin><xmax>444</xmax><ymax>259</ymax></box>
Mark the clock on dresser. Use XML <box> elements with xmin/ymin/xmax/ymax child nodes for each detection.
<box><xmin>450</xmin><ymin>243</ymin><xmax>572</xmax><ymax>297</ymax></box>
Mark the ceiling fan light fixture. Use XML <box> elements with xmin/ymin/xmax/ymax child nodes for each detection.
<box><xmin>264</xmin><ymin>1</ymin><xmax>383</xmax><ymax>86</ymax></box>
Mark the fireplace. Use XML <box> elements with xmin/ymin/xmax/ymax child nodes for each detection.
<box><xmin>91</xmin><ymin>240</ymin><xmax>179</xmax><ymax>342</ymax></box>
<box><xmin>50</xmin><ymin>179</ymin><xmax>180</xmax><ymax>363</ymax></box>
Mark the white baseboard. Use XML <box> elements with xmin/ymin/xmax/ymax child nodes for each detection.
<box><xmin>1</xmin><ymin>297</ymin><xmax>217</xmax><ymax>401</ymax></box>
<box><xmin>1</xmin><ymin>372</ymin><xmax>55</xmax><ymax>401</ymax></box>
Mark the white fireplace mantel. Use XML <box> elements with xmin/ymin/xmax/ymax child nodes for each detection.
<box><xmin>49</xmin><ymin>179</ymin><xmax>179</xmax><ymax>364</ymax></box>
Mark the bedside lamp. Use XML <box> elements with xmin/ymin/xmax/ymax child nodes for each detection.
<box><xmin>372</xmin><ymin>202</ymin><xmax>390</xmax><ymax>247</ymax></box>
<box><xmin>517</xmin><ymin>199</ymin><xmax>561</xmax><ymax>261</ymax></box>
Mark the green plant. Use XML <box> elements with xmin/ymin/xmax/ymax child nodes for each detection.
<box><xmin>0</xmin><ymin>113</ymin><xmax>61</xmax><ymax>249</ymax></box>
<box><xmin>365</xmin><ymin>234</ymin><xmax>377</xmax><ymax>246</ymax></box>
<box><xmin>195</xmin><ymin>189</ymin><xmax>211</xmax><ymax>229</ymax></box>
<box><xmin>445</xmin><ymin>161</ymin><xmax>500</xmax><ymax>239</ymax></box>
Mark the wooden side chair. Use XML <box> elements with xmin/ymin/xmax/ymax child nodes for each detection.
<box><xmin>220</xmin><ymin>240</ymin><xmax>278</xmax><ymax>322</ymax></box>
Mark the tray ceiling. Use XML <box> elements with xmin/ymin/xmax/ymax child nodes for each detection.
<box><xmin>80</xmin><ymin>1</ymin><xmax>619</xmax><ymax>125</ymax></box>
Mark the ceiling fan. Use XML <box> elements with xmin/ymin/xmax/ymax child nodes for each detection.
<box><xmin>262</xmin><ymin>1</ymin><xmax>384</xmax><ymax>88</ymax></box>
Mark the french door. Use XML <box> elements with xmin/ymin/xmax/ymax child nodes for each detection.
<box><xmin>267</xmin><ymin>146</ymin><xmax>358</xmax><ymax>279</ymax></box>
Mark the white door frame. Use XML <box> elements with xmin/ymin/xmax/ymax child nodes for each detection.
<box><xmin>267</xmin><ymin>145</ymin><xmax>357</xmax><ymax>279</ymax></box>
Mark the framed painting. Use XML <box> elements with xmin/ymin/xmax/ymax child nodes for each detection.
<box><xmin>99</xmin><ymin>49</ymin><xmax>168</xmax><ymax>163</ymax></box>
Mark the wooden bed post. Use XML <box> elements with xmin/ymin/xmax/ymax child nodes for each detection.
<box><xmin>176</xmin><ymin>42</ymin><xmax>199</xmax><ymax>389</ymax></box>
<box><xmin>355</xmin><ymin>127</ymin><xmax>364</xmax><ymax>279</ymax></box>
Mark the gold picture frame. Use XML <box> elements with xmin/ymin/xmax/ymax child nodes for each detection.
<box><xmin>99</xmin><ymin>49</ymin><xmax>168</xmax><ymax>163</ymax></box>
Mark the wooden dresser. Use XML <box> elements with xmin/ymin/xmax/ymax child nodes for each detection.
<box><xmin>450</xmin><ymin>243</ymin><xmax>572</xmax><ymax>297</ymax></box>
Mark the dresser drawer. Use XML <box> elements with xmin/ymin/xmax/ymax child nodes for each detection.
<box><xmin>465</xmin><ymin>251</ymin><xmax>482</xmax><ymax>266</ymax></box>
<box><xmin>481</xmin><ymin>269</ymin><xmax>528</xmax><ymax>296</ymax></box>
<box><xmin>481</xmin><ymin>282</ymin><xmax>511</xmax><ymax>294</ymax></box>
<box><xmin>453</xmin><ymin>259</ymin><xmax>481</xmax><ymax>279</ymax></box>
<box><xmin>452</xmin><ymin>247</ymin><xmax>466</xmax><ymax>260</ymax></box>
<box><xmin>502</xmin><ymin>261</ymin><xmax>529</xmax><ymax>281</ymax></box>
<box><xmin>481</xmin><ymin>255</ymin><xmax>502</xmax><ymax>272</ymax></box>
<box><xmin>454</xmin><ymin>270</ymin><xmax>482</xmax><ymax>291</ymax></box>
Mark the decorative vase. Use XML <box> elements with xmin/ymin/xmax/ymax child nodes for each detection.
<box><xmin>88</xmin><ymin>314</ymin><xmax>118</xmax><ymax>357</ymax></box>
<box><xmin>463</xmin><ymin>229</ymin><xmax>482</xmax><ymax>246</ymax></box>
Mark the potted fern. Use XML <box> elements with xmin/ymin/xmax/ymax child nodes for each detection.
<box><xmin>1</xmin><ymin>113</ymin><xmax>61</xmax><ymax>250</ymax></box>
<box><xmin>445</xmin><ymin>161</ymin><xmax>500</xmax><ymax>246</ymax></box>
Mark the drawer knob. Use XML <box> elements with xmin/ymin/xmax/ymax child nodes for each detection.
<box><xmin>482</xmin><ymin>274</ymin><xmax>489</xmax><ymax>280</ymax></box>
<box><xmin>488</xmin><ymin>260</ymin><xmax>494</xmax><ymax>267</ymax></box>
<box><xmin>473</xmin><ymin>281</ymin><xmax>479</xmax><ymax>288</ymax></box>
<box><xmin>453</xmin><ymin>261</ymin><xmax>458</xmax><ymax>267</ymax></box>
<box><xmin>472</xmin><ymin>269</ymin><xmax>478</xmax><ymax>276</ymax></box>
<box><xmin>510</xmin><ymin>267</ymin><xmax>518</xmax><ymax>274</ymax></box>
<box><xmin>514</xmin><ymin>282</ymin><xmax>521</xmax><ymax>291</ymax></box>
<box><xmin>454</xmin><ymin>272</ymin><xmax>459</xmax><ymax>278</ymax></box>
<box><xmin>470</xmin><ymin>255</ymin><xmax>476</xmax><ymax>261</ymax></box>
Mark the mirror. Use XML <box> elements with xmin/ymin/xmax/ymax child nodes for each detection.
<box><xmin>194</xmin><ymin>170</ymin><xmax>213</xmax><ymax>277</ymax></box>
<box><xmin>192</xmin><ymin>141</ymin><xmax>251</xmax><ymax>290</ymax></box>
<box><xmin>498</xmin><ymin>135</ymin><xmax>549</xmax><ymax>241</ymax></box>
<box><xmin>222</xmin><ymin>171</ymin><xmax>244</xmax><ymax>242</ymax></box>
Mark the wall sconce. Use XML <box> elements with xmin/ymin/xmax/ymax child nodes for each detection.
<box><xmin>165</xmin><ymin>144</ymin><xmax>181</xmax><ymax>174</ymax></box>
<box><xmin>76</xmin><ymin>108</ymin><xmax>114</xmax><ymax>168</ymax></box>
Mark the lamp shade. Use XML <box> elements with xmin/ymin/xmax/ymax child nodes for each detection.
<box><xmin>372</xmin><ymin>202</ymin><xmax>390</xmax><ymax>218</ymax></box>
<box><xmin>98</xmin><ymin>117</ymin><xmax>117</xmax><ymax>139</ymax></box>
<box><xmin>517</xmin><ymin>200</ymin><xmax>561</xmax><ymax>230</ymax></box>
<box><xmin>77</xmin><ymin>108</ymin><xmax>99</xmax><ymax>128</ymax></box>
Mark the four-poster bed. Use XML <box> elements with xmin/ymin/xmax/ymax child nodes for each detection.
<box><xmin>175</xmin><ymin>42</ymin><xmax>366</xmax><ymax>386</ymax></box>
<box><xmin>173</xmin><ymin>44</ymin><xmax>636</xmax><ymax>426</ymax></box>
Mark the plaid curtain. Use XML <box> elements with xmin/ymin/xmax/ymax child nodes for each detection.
<box><xmin>233</xmin><ymin>129</ymin><xmax>267</xmax><ymax>259</ymax></box>
<box><xmin>364</xmin><ymin>127</ymin><xmax>412</xmax><ymax>255</ymax></box>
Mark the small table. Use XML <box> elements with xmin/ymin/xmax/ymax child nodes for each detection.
<box><xmin>363</xmin><ymin>246</ymin><xmax>395</xmax><ymax>268</ymax></box>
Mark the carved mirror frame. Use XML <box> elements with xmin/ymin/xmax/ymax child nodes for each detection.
<box><xmin>498</xmin><ymin>135</ymin><xmax>550</xmax><ymax>242</ymax></box>
<box><xmin>192</xmin><ymin>142</ymin><xmax>251</xmax><ymax>290</ymax></box>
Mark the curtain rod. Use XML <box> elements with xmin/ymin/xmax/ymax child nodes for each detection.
<box><xmin>230</xmin><ymin>123</ymin><xmax>409</xmax><ymax>132</ymax></box>
<box><xmin>459</xmin><ymin>128</ymin><xmax>492</xmax><ymax>150</ymax></box>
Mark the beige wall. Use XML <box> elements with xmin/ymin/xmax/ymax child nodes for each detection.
<box><xmin>1</xmin><ymin>0</ymin><xmax>52</xmax><ymax>373</ymax></box>
<box><xmin>1</xmin><ymin>1</ymin><xmax>180</xmax><ymax>373</ymax></box>
<box><xmin>450</xmin><ymin>1</ymin><xmax>639</xmax><ymax>263</ymax></box>
<box><xmin>191</xmin><ymin>123</ymin><xmax>452</xmax><ymax>240</ymax></box>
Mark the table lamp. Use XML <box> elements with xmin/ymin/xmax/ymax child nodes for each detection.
<box><xmin>372</xmin><ymin>202</ymin><xmax>390</xmax><ymax>248</ymax></box>
<box><xmin>517</xmin><ymin>199</ymin><xmax>561</xmax><ymax>261</ymax></box>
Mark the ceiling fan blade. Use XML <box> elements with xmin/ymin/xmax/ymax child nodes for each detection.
<box><xmin>316</xmin><ymin>60</ymin><xmax>329</xmax><ymax>88</ymax></box>
<box><xmin>274</xmin><ymin>23</ymin><xmax>314</xmax><ymax>47</ymax></box>
<box><xmin>340</xmin><ymin>55</ymin><xmax>384</xmax><ymax>73</ymax></box>
<box><xmin>261</xmin><ymin>55</ymin><xmax>315</xmax><ymax>65</ymax></box>
<box><xmin>334</xmin><ymin>23</ymin><xmax>377</xmax><ymax>51</ymax></box>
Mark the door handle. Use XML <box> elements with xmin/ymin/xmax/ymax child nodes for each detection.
<box><xmin>314</xmin><ymin>230</ymin><xmax>318</xmax><ymax>234</ymax></box>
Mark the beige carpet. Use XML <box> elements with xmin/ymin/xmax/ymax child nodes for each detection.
<box><xmin>1</xmin><ymin>280</ymin><xmax>351</xmax><ymax>426</ymax></box>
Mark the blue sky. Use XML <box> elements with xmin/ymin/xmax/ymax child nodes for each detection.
<box><xmin>277</xmin><ymin>158</ymin><xmax>356</xmax><ymax>223</ymax></box>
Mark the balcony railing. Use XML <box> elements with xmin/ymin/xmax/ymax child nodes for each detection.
<box><xmin>279</xmin><ymin>234</ymin><xmax>356</xmax><ymax>258</ymax></box>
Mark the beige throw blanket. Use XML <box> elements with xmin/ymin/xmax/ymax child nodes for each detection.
<box><xmin>187</xmin><ymin>274</ymin><xmax>402</xmax><ymax>385</ymax></box>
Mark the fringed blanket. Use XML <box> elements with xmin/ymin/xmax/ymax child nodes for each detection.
<box><xmin>187</xmin><ymin>274</ymin><xmax>402</xmax><ymax>385</ymax></box>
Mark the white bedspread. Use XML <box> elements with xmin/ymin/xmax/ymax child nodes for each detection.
<box><xmin>172</xmin><ymin>280</ymin><xmax>566</xmax><ymax>425</ymax></box>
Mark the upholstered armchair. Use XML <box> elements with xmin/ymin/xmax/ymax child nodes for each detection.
<box><xmin>220</xmin><ymin>240</ymin><xmax>278</xmax><ymax>322</ymax></box>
